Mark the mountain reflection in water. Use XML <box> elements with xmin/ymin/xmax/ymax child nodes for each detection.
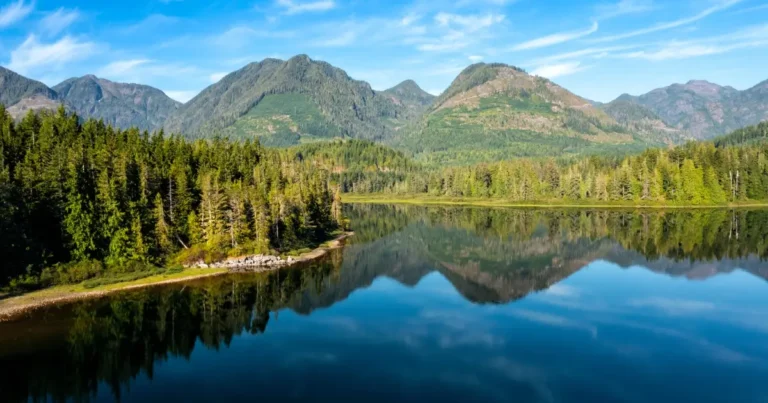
<box><xmin>1</xmin><ymin>204</ymin><xmax>767</xmax><ymax>403</ymax></box>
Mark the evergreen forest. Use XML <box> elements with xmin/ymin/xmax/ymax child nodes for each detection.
<box><xmin>0</xmin><ymin>106</ymin><xmax>342</xmax><ymax>289</ymax></box>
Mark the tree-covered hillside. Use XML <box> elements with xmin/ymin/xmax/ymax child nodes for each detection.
<box><xmin>337</xmin><ymin>124</ymin><xmax>768</xmax><ymax>205</ymax></box>
<box><xmin>714</xmin><ymin>121</ymin><xmax>768</xmax><ymax>147</ymax></box>
<box><xmin>392</xmin><ymin>63</ymin><xmax>648</xmax><ymax>165</ymax></box>
<box><xmin>0</xmin><ymin>105</ymin><xmax>341</xmax><ymax>289</ymax></box>
<box><xmin>163</xmin><ymin>55</ymin><xmax>413</xmax><ymax>145</ymax></box>
<box><xmin>600</xmin><ymin>99</ymin><xmax>691</xmax><ymax>144</ymax></box>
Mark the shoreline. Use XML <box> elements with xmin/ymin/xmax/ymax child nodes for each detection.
<box><xmin>342</xmin><ymin>195</ymin><xmax>768</xmax><ymax>209</ymax></box>
<box><xmin>0</xmin><ymin>232</ymin><xmax>353</xmax><ymax>323</ymax></box>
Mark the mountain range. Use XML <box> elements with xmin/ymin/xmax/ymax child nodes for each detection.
<box><xmin>2</xmin><ymin>56</ymin><xmax>767</xmax><ymax>163</ymax></box>
<box><xmin>0</xmin><ymin>66</ymin><xmax>180</xmax><ymax>132</ymax></box>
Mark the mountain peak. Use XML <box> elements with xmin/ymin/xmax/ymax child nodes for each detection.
<box><xmin>163</xmin><ymin>55</ymin><xmax>411</xmax><ymax>144</ymax></box>
<box><xmin>679</xmin><ymin>80</ymin><xmax>725</xmax><ymax>97</ymax></box>
<box><xmin>52</xmin><ymin>75</ymin><xmax>180</xmax><ymax>132</ymax></box>
<box><xmin>0</xmin><ymin>66</ymin><xmax>59</xmax><ymax>115</ymax></box>
<box><xmin>382</xmin><ymin>79</ymin><xmax>434</xmax><ymax>109</ymax></box>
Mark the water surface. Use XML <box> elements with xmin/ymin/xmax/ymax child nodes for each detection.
<box><xmin>2</xmin><ymin>205</ymin><xmax>768</xmax><ymax>402</ymax></box>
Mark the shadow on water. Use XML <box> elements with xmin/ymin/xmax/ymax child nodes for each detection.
<box><xmin>1</xmin><ymin>204</ymin><xmax>767</xmax><ymax>402</ymax></box>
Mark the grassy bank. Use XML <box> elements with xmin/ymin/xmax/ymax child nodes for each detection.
<box><xmin>0</xmin><ymin>232</ymin><xmax>353</xmax><ymax>322</ymax></box>
<box><xmin>342</xmin><ymin>194</ymin><xmax>768</xmax><ymax>209</ymax></box>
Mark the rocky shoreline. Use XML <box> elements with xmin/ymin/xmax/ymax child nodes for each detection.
<box><xmin>187</xmin><ymin>254</ymin><xmax>297</xmax><ymax>270</ymax></box>
<box><xmin>0</xmin><ymin>232</ymin><xmax>353</xmax><ymax>323</ymax></box>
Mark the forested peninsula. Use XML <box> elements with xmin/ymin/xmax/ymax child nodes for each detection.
<box><xmin>0</xmin><ymin>106</ymin><xmax>344</xmax><ymax>294</ymax></box>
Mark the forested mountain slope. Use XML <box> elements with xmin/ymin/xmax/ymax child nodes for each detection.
<box><xmin>392</xmin><ymin>63</ymin><xmax>646</xmax><ymax>165</ymax></box>
<box><xmin>381</xmin><ymin>80</ymin><xmax>435</xmax><ymax>119</ymax></box>
<box><xmin>163</xmin><ymin>55</ymin><xmax>413</xmax><ymax>146</ymax></box>
<box><xmin>599</xmin><ymin>99</ymin><xmax>691</xmax><ymax>144</ymax></box>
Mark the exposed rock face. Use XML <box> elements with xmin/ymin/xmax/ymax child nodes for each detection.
<box><xmin>614</xmin><ymin>79</ymin><xmax>768</xmax><ymax>139</ymax></box>
<box><xmin>53</xmin><ymin>75</ymin><xmax>181</xmax><ymax>132</ymax></box>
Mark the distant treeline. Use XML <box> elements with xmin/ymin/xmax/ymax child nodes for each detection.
<box><xmin>313</xmin><ymin>124</ymin><xmax>768</xmax><ymax>204</ymax></box>
<box><xmin>0</xmin><ymin>106</ymin><xmax>341</xmax><ymax>288</ymax></box>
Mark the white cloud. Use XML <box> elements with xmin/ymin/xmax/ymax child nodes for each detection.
<box><xmin>590</xmin><ymin>0</ymin><xmax>743</xmax><ymax>43</ymax></box>
<box><xmin>209</xmin><ymin>72</ymin><xmax>228</xmax><ymax>83</ymax></box>
<box><xmin>511</xmin><ymin>21</ymin><xmax>598</xmax><ymax>51</ymax></box>
<box><xmin>731</xmin><ymin>3</ymin><xmax>768</xmax><ymax>14</ymax></box>
<box><xmin>7</xmin><ymin>35</ymin><xmax>97</xmax><ymax>75</ymax></box>
<box><xmin>531</xmin><ymin>62</ymin><xmax>587</xmax><ymax>79</ymax></box>
<box><xmin>276</xmin><ymin>0</ymin><xmax>335</xmax><ymax>15</ymax></box>
<box><xmin>400</xmin><ymin>13</ymin><xmax>421</xmax><ymax>26</ymax></box>
<box><xmin>595</xmin><ymin>0</ymin><xmax>655</xmax><ymax>19</ymax></box>
<box><xmin>164</xmin><ymin>90</ymin><xmax>198</xmax><ymax>103</ymax></box>
<box><xmin>468</xmin><ymin>55</ymin><xmax>483</xmax><ymax>62</ymax></box>
<box><xmin>624</xmin><ymin>40</ymin><xmax>768</xmax><ymax>61</ymax></box>
<box><xmin>528</xmin><ymin>44</ymin><xmax>639</xmax><ymax>65</ymax></box>
<box><xmin>97</xmin><ymin>59</ymin><xmax>151</xmax><ymax>77</ymax></box>
<box><xmin>544</xmin><ymin>284</ymin><xmax>579</xmax><ymax>297</ymax></box>
<box><xmin>434</xmin><ymin>12</ymin><xmax>505</xmax><ymax>32</ymax></box>
<box><xmin>211</xmin><ymin>26</ymin><xmax>296</xmax><ymax>49</ymax></box>
<box><xmin>618</xmin><ymin>24</ymin><xmax>768</xmax><ymax>60</ymax></box>
<box><xmin>94</xmin><ymin>59</ymin><xmax>199</xmax><ymax>85</ymax></box>
<box><xmin>39</xmin><ymin>8</ymin><xmax>79</xmax><ymax>36</ymax></box>
<box><xmin>418</xmin><ymin>40</ymin><xmax>468</xmax><ymax>52</ymax></box>
<box><xmin>0</xmin><ymin>0</ymin><xmax>32</xmax><ymax>28</ymax></box>
<box><xmin>120</xmin><ymin>14</ymin><xmax>180</xmax><ymax>34</ymax></box>
<box><xmin>629</xmin><ymin>297</ymin><xmax>715</xmax><ymax>315</ymax></box>
<box><xmin>313</xmin><ymin>29</ymin><xmax>356</xmax><ymax>47</ymax></box>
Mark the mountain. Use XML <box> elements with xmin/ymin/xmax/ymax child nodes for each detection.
<box><xmin>163</xmin><ymin>55</ymin><xmax>411</xmax><ymax>147</ymax></box>
<box><xmin>381</xmin><ymin>80</ymin><xmax>435</xmax><ymax>117</ymax></box>
<box><xmin>0</xmin><ymin>66</ymin><xmax>60</xmax><ymax>118</ymax></box>
<box><xmin>600</xmin><ymin>99</ymin><xmax>691</xmax><ymax>144</ymax></box>
<box><xmin>392</xmin><ymin>63</ymin><xmax>645</xmax><ymax>165</ymax></box>
<box><xmin>53</xmin><ymin>75</ymin><xmax>181</xmax><ymax>132</ymax></box>
<box><xmin>615</xmin><ymin>79</ymin><xmax>768</xmax><ymax>139</ymax></box>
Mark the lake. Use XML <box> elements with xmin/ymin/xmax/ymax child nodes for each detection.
<box><xmin>2</xmin><ymin>204</ymin><xmax>768</xmax><ymax>402</ymax></box>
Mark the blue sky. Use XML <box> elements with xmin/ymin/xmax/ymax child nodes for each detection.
<box><xmin>1</xmin><ymin>0</ymin><xmax>767</xmax><ymax>103</ymax></box>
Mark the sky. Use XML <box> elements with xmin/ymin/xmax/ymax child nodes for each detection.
<box><xmin>1</xmin><ymin>0</ymin><xmax>767</xmax><ymax>103</ymax></box>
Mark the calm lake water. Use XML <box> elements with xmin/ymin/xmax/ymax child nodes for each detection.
<box><xmin>2</xmin><ymin>205</ymin><xmax>768</xmax><ymax>402</ymax></box>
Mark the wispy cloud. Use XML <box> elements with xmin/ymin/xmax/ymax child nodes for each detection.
<box><xmin>468</xmin><ymin>55</ymin><xmax>483</xmax><ymax>62</ymax></box>
<box><xmin>590</xmin><ymin>0</ymin><xmax>743</xmax><ymax>43</ymax></box>
<box><xmin>531</xmin><ymin>61</ymin><xmax>588</xmax><ymax>79</ymax></box>
<box><xmin>730</xmin><ymin>3</ymin><xmax>768</xmax><ymax>14</ymax></box>
<box><xmin>164</xmin><ymin>90</ymin><xmax>197</xmax><ymax>103</ymax></box>
<box><xmin>120</xmin><ymin>14</ymin><xmax>180</xmax><ymax>34</ymax></box>
<box><xmin>209</xmin><ymin>72</ymin><xmax>228</xmax><ymax>83</ymax></box>
<box><xmin>7</xmin><ymin>35</ymin><xmax>97</xmax><ymax>75</ymax></box>
<box><xmin>39</xmin><ymin>8</ymin><xmax>79</xmax><ymax>36</ymax></box>
<box><xmin>0</xmin><ymin>0</ymin><xmax>33</xmax><ymax>28</ymax></box>
<box><xmin>95</xmin><ymin>58</ymin><xmax>200</xmax><ymax>89</ymax></box>
<box><xmin>629</xmin><ymin>297</ymin><xmax>715</xmax><ymax>315</ymax></box>
<box><xmin>623</xmin><ymin>40</ymin><xmax>768</xmax><ymax>61</ymax></box>
<box><xmin>411</xmin><ymin>12</ymin><xmax>504</xmax><ymax>53</ymax></box>
<box><xmin>313</xmin><ymin>29</ymin><xmax>356</xmax><ymax>47</ymax></box>
<box><xmin>434</xmin><ymin>12</ymin><xmax>505</xmax><ymax>32</ymax></box>
<box><xmin>528</xmin><ymin>44</ymin><xmax>640</xmax><ymax>65</ymax></box>
<box><xmin>595</xmin><ymin>0</ymin><xmax>655</xmax><ymax>20</ymax></box>
<box><xmin>97</xmin><ymin>59</ymin><xmax>150</xmax><ymax>77</ymax></box>
<box><xmin>618</xmin><ymin>24</ymin><xmax>768</xmax><ymax>60</ymax></box>
<box><xmin>511</xmin><ymin>21</ymin><xmax>598</xmax><ymax>51</ymax></box>
<box><xmin>276</xmin><ymin>0</ymin><xmax>335</xmax><ymax>15</ymax></box>
<box><xmin>211</xmin><ymin>26</ymin><xmax>296</xmax><ymax>49</ymax></box>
